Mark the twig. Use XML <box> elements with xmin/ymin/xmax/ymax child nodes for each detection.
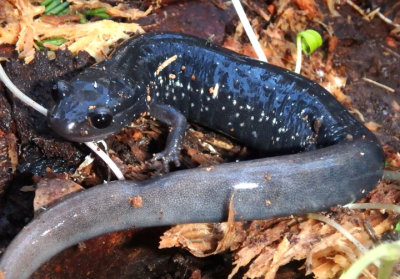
<box><xmin>0</xmin><ymin>63</ymin><xmax>125</xmax><ymax>180</ymax></box>
<box><xmin>295</xmin><ymin>37</ymin><xmax>302</xmax><ymax>74</ymax></box>
<box><xmin>344</xmin><ymin>202</ymin><xmax>400</xmax><ymax>214</ymax></box>
<box><xmin>377</xmin><ymin>11</ymin><xmax>400</xmax><ymax>28</ymax></box>
<box><xmin>308</xmin><ymin>213</ymin><xmax>369</xmax><ymax>254</ymax></box>
<box><xmin>362</xmin><ymin>77</ymin><xmax>395</xmax><ymax>93</ymax></box>
<box><xmin>231</xmin><ymin>0</ymin><xmax>268</xmax><ymax>62</ymax></box>
<box><xmin>383</xmin><ymin>170</ymin><xmax>400</xmax><ymax>182</ymax></box>
<box><xmin>241</xmin><ymin>0</ymin><xmax>271</xmax><ymax>23</ymax></box>
<box><xmin>346</xmin><ymin>0</ymin><xmax>366</xmax><ymax>17</ymax></box>
<box><xmin>0</xmin><ymin>64</ymin><xmax>48</xmax><ymax>116</ymax></box>
<box><xmin>85</xmin><ymin>142</ymin><xmax>124</xmax><ymax>180</ymax></box>
<box><xmin>382</xmin><ymin>45</ymin><xmax>400</xmax><ymax>59</ymax></box>
<box><xmin>346</xmin><ymin>0</ymin><xmax>400</xmax><ymax>29</ymax></box>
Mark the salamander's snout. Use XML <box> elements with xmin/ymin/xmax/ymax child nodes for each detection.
<box><xmin>48</xmin><ymin>113</ymin><xmax>82</xmax><ymax>142</ymax></box>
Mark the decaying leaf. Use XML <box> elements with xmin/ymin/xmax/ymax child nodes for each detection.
<box><xmin>0</xmin><ymin>0</ymin><xmax>146</xmax><ymax>63</ymax></box>
<box><xmin>34</xmin><ymin>178</ymin><xmax>84</xmax><ymax>212</ymax></box>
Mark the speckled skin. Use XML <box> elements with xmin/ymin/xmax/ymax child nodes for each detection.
<box><xmin>0</xmin><ymin>33</ymin><xmax>384</xmax><ymax>279</ymax></box>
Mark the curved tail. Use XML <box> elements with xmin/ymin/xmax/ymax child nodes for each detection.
<box><xmin>0</xmin><ymin>135</ymin><xmax>383</xmax><ymax>279</ymax></box>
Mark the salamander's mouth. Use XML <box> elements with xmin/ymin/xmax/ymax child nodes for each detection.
<box><xmin>48</xmin><ymin>117</ymin><xmax>85</xmax><ymax>142</ymax></box>
<box><xmin>48</xmin><ymin>108</ymin><xmax>121</xmax><ymax>143</ymax></box>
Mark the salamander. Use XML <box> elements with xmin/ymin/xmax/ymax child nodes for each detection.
<box><xmin>0</xmin><ymin>32</ymin><xmax>384</xmax><ymax>279</ymax></box>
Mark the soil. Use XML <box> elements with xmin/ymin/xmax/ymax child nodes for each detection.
<box><xmin>0</xmin><ymin>0</ymin><xmax>399</xmax><ymax>278</ymax></box>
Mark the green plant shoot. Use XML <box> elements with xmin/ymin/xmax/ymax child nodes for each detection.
<box><xmin>295</xmin><ymin>29</ymin><xmax>322</xmax><ymax>74</ymax></box>
<box><xmin>339</xmin><ymin>240</ymin><xmax>400</xmax><ymax>279</ymax></box>
<box><xmin>36</xmin><ymin>37</ymin><xmax>68</xmax><ymax>50</ymax></box>
<box><xmin>395</xmin><ymin>221</ymin><xmax>400</xmax><ymax>232</ymax></box>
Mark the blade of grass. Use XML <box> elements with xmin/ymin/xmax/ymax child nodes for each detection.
<box><xmin>47</xmin><ymin>1</ymin><xmax>69</xmax><ymax>15</ymax></box>
<box><xmin>45</xmin><ymin>0</ymin><xmax>61</xmax><ymax>14</ymax></box>
<box><xmin>41</xmin><ymin>37</ymin><xmax>68</xmax><ymax>46</ymax></box>
<box><xmin>40</xmin><ymin>0</ymin><xmax>53</xmax><ymax>6</ymax></box>
<box><xmin>93</xmin><ymin>13</ymin><xmax>110</xmax><ymax>19</ymax></box>
<box><xmin>85</xmin><ymin>7</ymin><xmax>107</xmax><ymax>16</ymax></box>
<box><xmin>339</xmin><ymin>241</ymin><xmax>400</xmax><ymax>279</ymax></box>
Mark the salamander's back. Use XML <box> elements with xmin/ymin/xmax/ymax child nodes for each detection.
<box><xmin>110</xmin><ymin>32</ymin><xmax>374</xmax><ymax>154</ymax></box>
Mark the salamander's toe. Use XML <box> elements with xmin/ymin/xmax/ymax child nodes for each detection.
<box><xmin>151</xmin><ymin>149</ymin><xmax>181</xmax><ymax>173</ymax></box>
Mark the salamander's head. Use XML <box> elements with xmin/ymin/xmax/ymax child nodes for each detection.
<box><xmin>49</xmin><ymin>71</ymin><xmax>147</xmax><ymax>142</ymax></box>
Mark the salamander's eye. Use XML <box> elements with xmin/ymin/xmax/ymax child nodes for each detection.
<box><xmin>89</xmin><ymin>109</ymin><xmax>113</xmax><ymax>129</ymax></box>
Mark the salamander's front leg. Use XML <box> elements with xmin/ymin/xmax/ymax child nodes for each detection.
<box><xmin>148</xmin><ymin>103</ymin><xmax>187</xmax><ymax>171</ymax></box>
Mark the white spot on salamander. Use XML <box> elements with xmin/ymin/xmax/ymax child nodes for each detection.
<box><xmin>67</xmin><ymin>122</ymin><xmax>75</xmax><ymax>130</ymax></box>
<box><xmin>41</xmin><ymin>220</ymin><xmax>65</xmax><ymax>237</ymax></box>
<box><xmin>234</xmin><ymin>182</ymin><xmax>259</xmax><ymax>189</ymax></box>
<box><xmin>213</xmin><ymin>83</ymin><xmax>219</xmax><ymax>99</ymax></box>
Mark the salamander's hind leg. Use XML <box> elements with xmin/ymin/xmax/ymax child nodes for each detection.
<box><xmin>148</xmin><ymin>103</ymin><xmax>187</xmax><ymax>171</ymax></box>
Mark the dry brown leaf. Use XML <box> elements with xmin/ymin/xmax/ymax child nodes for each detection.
<box><xmin>294</xmin><ymin>0</ymin><xmax>319</xmax><ymax>19</ymax></box>
<box><xmin>160</xmin><ymin>197</ymin><xmax>246</xmax><ymax>257</ymax></box>
<box><xmin>1</xmin><ymin>0</ymin><xmax>147</xmax><ymax>63</ymax></box>
<box><xmin>34</xmin><ymin>178</ymin><xmax>84</xmax><ymax>212</ymax></box>
<box><xmin>364</xmin><ymin>121</ymin><xmax>382</xmax><ymax>132</ymax></box>
<box><xmin>33</xmin><ymin>20</ymin><xmax>144</xmax><ymax>62</ymax></box>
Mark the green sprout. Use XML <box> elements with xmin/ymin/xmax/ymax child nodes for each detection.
<box><xmin>295</xmin><ymin>29</ymin><xmax>322</xmax><ymax>74</ymax></box>
<box><xmin>35</xmin><ymin>37</ymin><xmax>68</xmax><ymax>50</ymax></box>
<box><xmin>84</xmin><ymin>7</ymin><xmax>110</xmax><ymax>19</ymax></box>
<box><xmin>41</xmin><ymin>0</ymin><xmax>70</xmax><ymax>15</ymax></box>
<box><xmin>395</xmin><ymin>221</ymin><xmax>400</xmax><ymax>232</ymax></box>
<box><xmin>339</xmin><ymin>241</ymin><xmax>400</xmax><ymax>279</ymax></box>
<box><xmin>77</xmin><ymin>8</ymin><xmax>110</xmax><ymax>23</ymax></box>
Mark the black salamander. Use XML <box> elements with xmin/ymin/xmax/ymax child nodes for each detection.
<box><xmin>0</xmin><ymin>33</ymin><xmax>384</xmax><ymax>279</ymax></box>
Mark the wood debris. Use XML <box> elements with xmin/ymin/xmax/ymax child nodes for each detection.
<box><xmin>160</xmin><ymin>197</ymin><xmax>246</xmax><ymax>257</ymax></box>
<box><xmin>161</xmin><ymin>196</ymin><xmax>397</xmax><ymax>278</ymax></box>
<box><xmin>34</xmin><ymin>178</ymin><xmax>84</xmax><ymax>212</ymax></box>
<box><xmin>0</xmin><ymin>0</ymin><xmax>147</xmax><ymax>63</ymax></box>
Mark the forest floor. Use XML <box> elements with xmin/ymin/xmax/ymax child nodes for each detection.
<box><xmin>0</xmin><ymin>0</ymin><xmax>400</xmax><ymax>278</ymax></box>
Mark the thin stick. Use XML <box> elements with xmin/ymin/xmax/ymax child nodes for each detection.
<box><xmin>346</xmin><ymin>0</ymin><xmax>365</xmax><ymax>15</ymax></box>
<box><xmin>85</xmin><ymin>142</ymin><xmax>125</xmax><ymax>180</ymax></box>
<box><xmin>308</xmin><ymin>213</ymin><xmax>369</xmax><ymax>254</ymax></box>
<box><xmin>345</xmin><ymin>202</ymin><xmax>400</xmax><ymax>214</ymax></box>
<box><xmin>0</xmin><ymin>64</ymin><xmax>48</xmax><ymax>116</ymax></box>
<box><xmin>376</xmin><ymin>10</ymin><xmax>400</xmax><ymax>28</ymax></box>
<box><xmin>383</xmin><ymin>170</ymin><xmax>400</xmax><ymax>181</ymax></box>
<box><xmin>294</xmin><ymin>37</ymin><xmax>302</xmax><ymax>74</ymax></box>
<box><xmin>346</xmin><ymin>0</ymin><xmax>400</xmax><ymax>28</ymax></box>
<box><xmin>0</xmin><ymin>63</ymin><xmax>125</xmax><ymax>180</ymax></box>
<box><xmin>363</xmin><ymin>77</ymin><xmax>395</xmax><ymax>93</ymax></box>
<box><xmin>231</xmin><ymin>0</ymin><xmax>268</xmax><ymax>62</ymax></box>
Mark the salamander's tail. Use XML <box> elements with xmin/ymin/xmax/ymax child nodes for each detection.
<box><xmin>0</xmin><ymin>133</ymin><xmax>383</xmax><ymax>279</ymax></box>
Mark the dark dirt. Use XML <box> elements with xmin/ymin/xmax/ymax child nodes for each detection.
<box><xmin>0</xmin><ymin>0</ymin><xmax>399</xmax><ymax>278</ymax></box>
<box><xmin>330</xmin><ymin>4</ymin><xmax>400</xmax><ymax>150</ymax></box>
